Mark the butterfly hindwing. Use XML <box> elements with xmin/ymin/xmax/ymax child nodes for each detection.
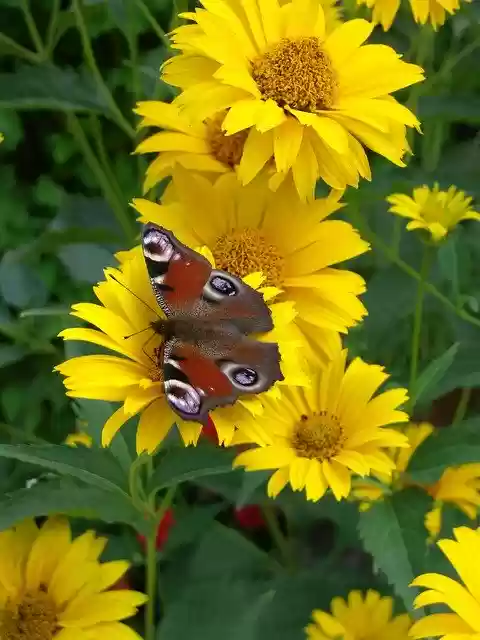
<box><xmin>142</xmin><ymin>223</ymin><xmax>273</xmax><ymax>333</ymax></box>
<box><xmin>163</xmin><ymin>336</ymin><xmax>283</xmax><ymax>423</ymax></box>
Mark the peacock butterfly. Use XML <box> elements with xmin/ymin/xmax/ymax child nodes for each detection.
<box><xmin>142</xmin><ymin>223</ymin><xmax>283</xmax><ymax>423</ymax></box>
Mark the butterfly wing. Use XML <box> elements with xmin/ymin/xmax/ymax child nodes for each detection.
<box><xmin>142</xmin><ymin>223</ymin><xmax>273</xmax><ymax>333</ymax></box>
<box><xmin>163</xmin><ymin>332</ymin><xmax>283</xmax><ymax>423</ymax></box>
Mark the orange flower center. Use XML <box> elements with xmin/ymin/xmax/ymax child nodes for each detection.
<box><xmin>1</xmin><ymin>589</ymin><xmax>58</xmax><ymax>640</ymax></box>
<box><xmin>292</xmin><ymin>411</ymin><xmax>345</xmax><ymax>460</ymax></box>
<box><xmin>212</xmin><ymin>227</ymin><xmax>284</xmax><ymax>287</ymax></box>
<box><xmin>206</xmin><ymin>113</ymin><xmax>248</xmax><ymax>167</ymax></box>
<box><xmin>149</xmin><ymin>345</ymin><xmax>165</xmax><ymax>383</ymax></box>
<box><xmin>251</xmin><ymin>37</ymin><xmax>337</xmax><ymax>112</ymax></box>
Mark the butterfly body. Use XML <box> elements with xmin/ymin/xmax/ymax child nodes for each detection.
<box><xmin>143</xmin><ymin>224</ymin><xmax>283</xmax><ymax>423</ymax></box>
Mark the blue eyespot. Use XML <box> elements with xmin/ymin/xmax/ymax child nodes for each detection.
<box><xmin>210</xmin><ymin>275</ymin><xmax>237</xmax><ymax>296</ymax></box>
<box><xmin>233</xmin><ymin>367</ymin><xmax>258</xmax><ymax>387</ymax></box>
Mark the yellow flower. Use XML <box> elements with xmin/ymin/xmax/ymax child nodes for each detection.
<box><xmin>306</xmin><ymin>590</ymin><xmax>411</xmax><ymax>640</ymax></box>
<box><xmin>357</xmin><ymin>0</ymin><xmax>471</xmax><ymax>30</ymax></box>
<box><xmin>163</xmin><ymin>0</ymin><xmax>424</xmax><ymax>200</ymax></box>
<box><xmin>134</xmin><ymin>169</ymin><xmax>368</xmax><ymax>364</ymax></box>
<box><xmin>387</xmin><ymin>184</ymin><xmax>480</xmax><ymax>242</ymax></box>
<box><xmin>352</xmin><ymin>422</ymin><xmax>433</xmax><ymax>504</ymax></box>
<box><xmin>56</xmin><ymin>245</ymin><xmax>302</xmax><ymax>451</ymax></box>
<box><xmin>134</xmin><ymin>102</ymin><xmax>248</xmax><ymax>193</ymax></box>
<box><xmin>352</xmin><ymin>422</ymin><xmax>480</xmax><ymax>538</ymax></box>
<box><xmin>279</xmin><ymin>0</ymin><xmax>343</xmax><ymax>34</ymax></box>
<box><xmin>410</xmin><ymin>526</ymin><xmax>480</xmax><ymax>639</ymax></box>
<box><xmin>426</xmin><ymin>463</ymin><xmax>480</xmax><ymax>538</ymax></box>
<box><xmin>0</xmin><ymin>517</ymin><xmax>146</xmax><ymax>640</ymax></box>
<box><xmin>232</xmin><ymin>345</ymin><xmax>409</xmax><ymax>502</ymax></box>
<box><xmin>65</xmin><ymin>432</ymin><xmax>93</xmax><ymax>447</ymax></box>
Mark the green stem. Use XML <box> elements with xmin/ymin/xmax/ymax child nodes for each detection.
<box><xmin>453</xmin><ymin>388</ymin><xmax>472</xmax><ymax>426</ymax></box>
<box><xmin>261</xmin><ymin>504</ymin><xmax>294</xmax><ymax>572</ymax></box>
<box><xmin>20</xmin><ymin>0</ymin><xmax>45</xmax><ymax>56</ymax></box>
<box><xmin>46</xmin><ymin>0</ymin><xmax>61</xmax><ymax>56</ymax></box>
<box><xmin>89</xmin><ymin>115</ymin><xmax>126</xmax><ymax>205</ymax></box>
<box><xmin>145</xmin><ymin>484</ymin><xmax>176</xmax><ymax>640</ymax></box>
<box><xmin>66</xmin><ymin>113</ymin><xmax>136</xmax><ymax>241</ymax></box>
<box><xmin>132</xmin><ymin>0</ymin><xmax>171</xmax><ymax>47</ymax></box>
<box><xmin>72</xmin><ymin>0</ymin><xmax>135</xmax><ymax>139</ymax></box>
<box><xmin>0</xmin><ymin>32</ymin><xmax>40</xmax><ymax>63</ymax></box>
<box><xmin>409</xmin><ymin>244</ymin><xmax>431</xmax><ymax>396</ymax></box>
<box><xmin>349</xmin><ymin>208</ymin><xmax>480</xmax><ymax>330</ymax></box>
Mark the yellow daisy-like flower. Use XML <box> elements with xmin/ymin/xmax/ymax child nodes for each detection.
<box><xmin>134</xmin><ymin>169</ymin><xmax>368</xmax><ymax>363</ymax></box>
<box><xmin>425</xmin><ymin>463</ymin><xmax>480</xmax><ymax>538</ymax></box>
<box><xmin>56</xmin><ymin>244</ymin><xmax>303</xmax><ymax>452</ymax></box>
<box><xmin>410</xmin><ymin>525</ymin><xmax>480</xmax><ymax>639</ymax></box>
<box><xmin>232</xmin><ymin>345</ymin><xmax>409</xmax><ymax>501</ymax></box>
<box><xmin>387</xmin><ymin>184</ymin><xmax>480</xmax><ymax>242</ymax></box>
<box><xmin>65</xmin><ymin>432</ymin><xmax>93</xmax><ymax>447</ymax></box>
<box><xmin>134</xmin><ymin>102</ymin><xmax>248</xmax><ymax>193</ymax></box>
<box><xmin>357</xmin><ymin>0</ymin><xmax>471</xmax><ymax>31</ymax></box>
<box><xmin>353</xmin><ymin>422</ymin><xmax>480</xmax><ymax>538</ymax></box>
<box><xmin>306</xmin><ymin>590</ymin><xmax>411</xmax><ymax>640</ymax></box>
<box><xmin>163</xmin><ymin>0</ymin><xmax>424</xmax><ymax>200</ymax></box>
<box><xmin>0</xmin><ymin>517</ymin><xmax>146</xmax><ymax>640</ymax></box>
<box><xmin>352</xmin><ymin>421</ymin><xmax>433</xmax><ymax>504</ymax></box>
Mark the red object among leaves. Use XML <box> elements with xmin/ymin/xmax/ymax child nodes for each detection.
<box><xmin>202</xmin><ymin>416</ymin><xmax>219</xmax><ymax>444</ymax></box>
<box><xmin>137</xmin><ymin>509</ymin><xmax>175</xmax><ymax>551</ymax></box>
<box><xmin>234</xmin><ymin>505</ymin><xmax>265</xmax><ymax>530</ymax></box>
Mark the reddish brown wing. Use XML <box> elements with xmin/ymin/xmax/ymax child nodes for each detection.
<box><xmin>142</xmin><ymin>223</ymin><xmax>273</xmax><ymax>333</ymax></box>
<box><xmin>163</xmin><ymin>336</ymin><xmax>283</xmax><ymax>423</ymax></box>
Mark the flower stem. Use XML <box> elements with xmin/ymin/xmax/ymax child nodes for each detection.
<box><xmin>132</xmin><ymin>0</ymin><xmax>171</xmax><ymax>48</ymax></box>
<box><xmin>145</xmin><ymin>483</ymin><xmax>176</xmax><ymax>640</ymax></box>
<box><xmin>409</xmin><ymin>244</ymin><xmax>432</xmax><ymax>397</ymax></box>
<box><xmin>72</xmin><ymin>0</ymin><xmax>135</xmax><ymax>139</ymax></box>
<box><xmin>66</xmin><ymin>113</ymin><xmax>136</xmax><ymax>241</ymax></box>
<box><xmin>453</xmin><ymin>388</ymin><xmax>471</xmax><ymax>427</ymax></box>
<box><xmin>261</xmin><ymin>504</ymin><xmax>295</xmax><ymax>572</ymax></box>
<box><xmin>19</xmin><ymin>0</ymin><xmax>44</xmax><ymax>56</ymax></box>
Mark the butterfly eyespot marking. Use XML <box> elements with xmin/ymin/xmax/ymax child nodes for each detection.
<box><xmin>143</xmin><ymin>228</ymin><xmax>176</xmax><ymax>263</ymax></box>
<box><xmin>164</xmin><ymin>379</ymin><xmax>202</xmax><ymax>415</ymax></box>
<box><xmin>220</xmin><ymin>362</ymin><xmax>264</xmax><ymax>391</ymax></box>
<box><xmin>202</xmin><ymin>270</ymin><xmax>239</xmax><ymax>302</ymax></box>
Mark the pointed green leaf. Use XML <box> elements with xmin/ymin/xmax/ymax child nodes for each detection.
<box><xmin>358</xmin><ymin>488</ymin><xmax>432</xmax><ymax>612</ymax></box>
<box><xmin>148</xmin><ymin>444</ymin><xmax>235</xmax><ymax>493</ymax></box>
<box><xmin>0</xmin><ymin>444</ymin><xmax>128</xmax><ymax>495</ymax></box>
<box><xmin>411</xmin><ymin>343</ymin><xmax>459</xmax><ymax>409</ymax></box>
<box><xmin>0</xmin><ymin>477</ymin><xmax>146</xmax><ymax>533</ymax></box>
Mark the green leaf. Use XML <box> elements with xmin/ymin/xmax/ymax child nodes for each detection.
<box><xmin>418</xmin><ymin>95</ymin><xmax>480</xmax><ymax>124</ymax></box>
<box><xmin>0</xmin><ymin>477</ymin><xmax>146</xmax><ymax>532</ymax></box>
<box><xmin>0</xmin><ymin>444</ymin><xmax>129</xmax><ymax>495</ymax></box>
<box><xmin>0</xmin><ymin>109</ymin><xmax>23</xmax><ymax>151</ymax></box>
<box><xmin>158</xmin><ymin>579</ymin><xmax>272</xmax><ymax>640</ymax></box>
<box><xmin>0</xmin><ymin>249</ymin><xmax>48</xmax><ymax>309</ymax></box>
<box><xmin>57</xmin><ymin>243</ymin><xmax>115</xmax><ymax>284</ymax></box>
<box><xmin>408</xmin><ymin>417</ymin><xmax>480</xmax><ymax>483</ymax></box>
<box><xmin>421</xmin><ymin>342</ymin><xmax>480</xmax><ymax>399</ymax></box>
<box><xmin>0</xmin><ymin>65</ymin><xmax>110</xmax><ymax>113</ymax></box>
<box><xmin>74</xmin><ymin>399</ymin><xmax>132</xmax><ymax>472</ymax></box>
<box><xmin>0</xmin><ymin>344</ymin><xmax>28</xmax><ymax>368</ymax></box>
<box><xmin>358</xmin><ymin>488</ymin><xmax>432</xmax><ymax>612</ymax></box>
<box><xmin>148</xmin><ymin>444</ymin><xmax>236</xmax><ymax>493</ymax></box>
<box><xmin>410</xmin><ymin>342</ymin><xmax>459</xmax><ymax>409</ymax></box>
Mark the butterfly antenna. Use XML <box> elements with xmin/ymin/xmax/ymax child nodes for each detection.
<box><xmin>123</xmin><ymin>326</ymin><xmax>153</xmax><ymax>340</ymax></box>
<box><xmin>108</xmin><ymin>273</ymin><xmax>161</xmax><ymax>318</ymax></box>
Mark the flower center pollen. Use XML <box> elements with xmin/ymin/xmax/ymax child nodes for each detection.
<box><xmin>251</xmin><ymin>37</ymin><xmax>337</xmax><ymax>112</ymax></box>
<box><xmin>1</xmin><ymin>590</ymin><xmax>58</xmax><ymax>640</ymax></box>
<box><xmin>212</xmin><ymin>228</ymin><xmax>284</xmax><ymax>286</ymax></box>
<box><xmin>292</xmin><ymin>412</ymin><xmax>345</xmax><ymax>460</ymax></box>
<box><xmin>206</xmin><ymin>114</ymin><xmax>248</xmax><ymax>167</ymax></box>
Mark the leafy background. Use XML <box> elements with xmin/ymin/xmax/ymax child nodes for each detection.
<box><xmin>1</xmin><ymin>0</ymin><xmax>480</xmax><ymax>638</ymax></box>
